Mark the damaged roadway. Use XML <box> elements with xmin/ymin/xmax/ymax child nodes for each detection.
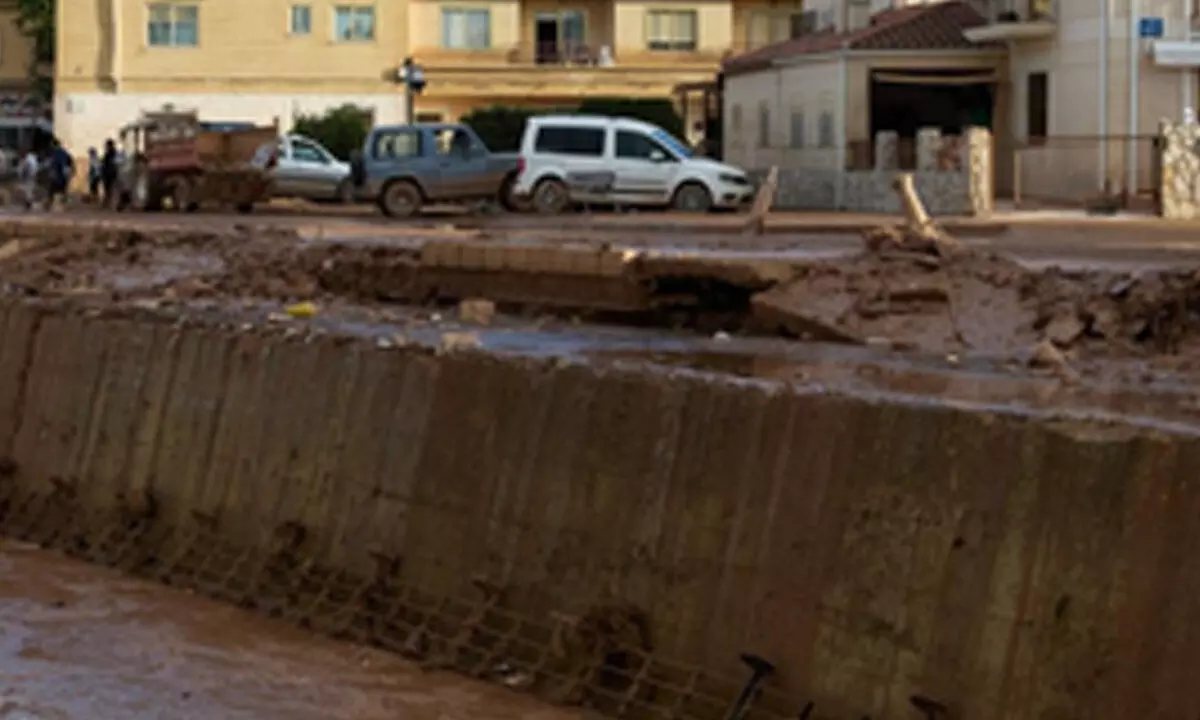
<box><xmin>5</xmin><ymin>212</ymin><xmax>1200</xmax><ymax>718</ymax></box>
<box><xmin>2</xmin><ymin>214</ymin><xmax>1200</xmax><ymax>418</ymax></box>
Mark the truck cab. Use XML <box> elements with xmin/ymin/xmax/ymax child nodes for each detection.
<box><xmin>351</xmin><ymin>123</ymin><xmax>520</xmax><ymax>218</ymax></box>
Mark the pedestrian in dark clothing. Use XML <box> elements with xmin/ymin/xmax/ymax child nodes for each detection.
<box><xmin>46</xmin><ymin>142</ymin><xmax>74</xmax><ymax>209</ymax></box>
<box><xmin>87</xmin><ymin>147</ymin><xmax>101</xmax><ymax>201</ymax></box>
<box><xmin>101</xmin><ymin>139</ymin><xmax>119</xmax><ymax>208</ymax></box>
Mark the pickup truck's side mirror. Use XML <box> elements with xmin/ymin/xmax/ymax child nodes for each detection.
<box><xmin>649</xmin><ymin>149</ymin><xmax>667</xmax><ymax>162</ymax></box>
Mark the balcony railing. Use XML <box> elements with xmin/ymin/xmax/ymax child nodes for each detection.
<box><xmin>967</xmin><ymin>0</ymin><xmax>1055</xmax><ymax>23</ymax></box>
<box><xmin>413</xmin><ymin>40</ymin><xmax>725</xmax><ymax>68</ymax></box>
<box><xmin>963</xmin><ymin>0</ymin><xmax>1055</xmax><ymax>41</ymax></box>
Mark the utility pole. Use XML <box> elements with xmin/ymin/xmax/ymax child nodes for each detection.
<box><xmin>398</xmin><ymin>57</ymin><xmax>425</xmax><ymax>125</ymax></box>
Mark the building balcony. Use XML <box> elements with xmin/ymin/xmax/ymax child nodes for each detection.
<box><xmin>410</xmin><ymin>40</ymin><xmax>726</xmax><ymax>98</ymax></box>
<box><xmin>963</xmin><ymin>0</ymin><xmax>1056</xmax><ymax>43</ymax></box>
<box><xmin>413</xmin><ymin>40</ymin><xmax>726</xmax><ymax>69</ymax></box>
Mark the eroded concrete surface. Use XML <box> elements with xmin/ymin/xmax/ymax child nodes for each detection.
<box><xmin>0</xmin><ymin>541</ymin><xmax>582</xmax><ymax>720</ymax></box>
<box><xmin>3</xmin><ymin>214</ymin><xmax>1200</xmax><ymax>719</ymax></box>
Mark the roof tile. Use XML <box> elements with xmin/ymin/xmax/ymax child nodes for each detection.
<box><xmin>723</xmin><ymin>1</ymin><xmax>997</xmax><ymax>76</ymax></box>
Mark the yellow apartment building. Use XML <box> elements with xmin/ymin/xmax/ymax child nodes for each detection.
<box><xmin>0</xmin><ymin>0</ymin><xmax>37</xmax><ymax>105</ymax></box>
<box><xmin>409</xmin><ymin>0</ymin><xmax>809</xmax><ymax>133</ymax></box>
<box><xmin>54</xmin><ymin>0</ymin><xmax>410</xmax><ymax>153</ymax></box>
<box><xmin>54</xmin><ymin>0</ymin><xmax>805</xmax><ymax>150</ymax></box>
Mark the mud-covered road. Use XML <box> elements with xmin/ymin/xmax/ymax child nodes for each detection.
<box><xmin>0</xmin><ymin>542</ymin><xmax>584</xmax><ymax>720</ymax></box>
<box><xmin>3</xmin><ymin>213</ymin><xmax>1200</xmax><ymax>397</ymax></box>
<box><xmin>8</xmin><ymin>207</ymin><xmax>1200</xmax><ymax>268</ymax></box>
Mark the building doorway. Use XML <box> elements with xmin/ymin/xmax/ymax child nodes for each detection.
<box><xmin>534</xmin><ymin>11</ymin><xmax>585</xmax><ymax>64</ymax></box>
<box><xmin>868</xmin><ymin>68</ymin><xmax>996</xmax><ymax>168</ymax></box>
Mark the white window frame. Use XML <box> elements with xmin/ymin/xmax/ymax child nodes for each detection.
<box><xmin>440</xmin><ymin>8</ymin><xmax>492</xmax><ymax>50</ymax></box>
<box><xmin>333</xmin><ymin>5</ymin><xmax>376</xmax><ymax>43</ymax></box>
<box><xmin>146</xmin><ymin>3</ymin><xmax>199</xmax><ymax>48</ymax></box>
<box><xmin>289</xmin><ymin>4</ymin><xmax>313</xmax><ymax>35</ymax></box>
<box><xmin>646</xmin><ymin>10</ymin><xmax>697</xmax><ymax>52</ymax></box>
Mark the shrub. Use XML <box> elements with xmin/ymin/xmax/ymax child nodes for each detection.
<box><xmin>291</xmin><ymin>104</ymin><xmax>373</xmax><ymax>160</ymax></box>
<box><xmin>461</xmin><ymin>98</ymin><xmax>687</xmax><ymax>151</ymax></box>
<box><xmin>459</xmin><ymin>106</ymin><xmax>539</xmax><ymax>152</ymax></box>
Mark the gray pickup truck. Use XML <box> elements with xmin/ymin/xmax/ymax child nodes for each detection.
<box><xmin>350</xmin><ymin>123</ymin><xmax>521</xmax><ymax>218</ymax></box>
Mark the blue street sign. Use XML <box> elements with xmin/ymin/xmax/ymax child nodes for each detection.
<box><xmin>1139</xmin><ymin>17</ymin><xmax>1165</xmax><ymax>38</ymax></box>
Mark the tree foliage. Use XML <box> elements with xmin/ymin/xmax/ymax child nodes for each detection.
<box><xmin>291</xmin><ymin>104</ymin><xmax>373</xmax><ymax>160</ymax></box>
<box><xmin>461</xmin><ymin>99</ymin><xmax>685</xmax><ymax>152</ymax></box>
<box><xmin>15</xmin><ymin>0</ymin><xmax>54</xmax><ymax>101</ymax></box>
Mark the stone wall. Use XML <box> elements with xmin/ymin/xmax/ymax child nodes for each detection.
<box><xmin>1158</xmin><ymin>120</ymin><xmax>1200</xmax><ymax>219</ymax></box>
<box><xmin>752</xmin><ymin>126</ymin><xmax>993</xmax><ymax>216</ymax></box>
<box><xmin>2</xmin><ymin>301</ymin><xmax>1200</xmax><ymax>718</ymax></box>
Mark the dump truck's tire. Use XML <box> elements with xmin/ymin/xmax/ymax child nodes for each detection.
<box><xmin>531</xmin><ymin>177</ymin><xmax>569</xmax><ymax>215</ymax></box>
<box><xmin>166</xmin><ymin>176</ymin><xmax>194</xmax><ymax>212</ymax></box>
<box><xmin>379</xmin><ymin>179</ymin><xmax>422</xmax><ymax>218</ymax></box>
<box><xmin>131</xmin><ymin>171</ymin><xmax>163</xmax><ymax>212</ymax></box>
<box><xmin>131</xmin><ymin>172</ymin><xmax>151</xmax><ymax>211</ymax></box>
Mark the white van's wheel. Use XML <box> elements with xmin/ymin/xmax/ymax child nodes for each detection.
<box><xmin>532</xmin><ymin>178</ymin><xmax>569</xmax><ymax>215</ymax></box>
<box><xmin>672</xmin><ymin>182</ymin><xmax>712</xmax><ymax>213</ymax></box>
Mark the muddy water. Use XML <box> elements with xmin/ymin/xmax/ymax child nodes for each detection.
<box><xmin>0</xmin><ymin>541</ymin><xmax>583</xmax><ymax>720</ymax></box>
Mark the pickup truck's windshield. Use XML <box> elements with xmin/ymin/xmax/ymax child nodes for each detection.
<box><xmin>651</xmin><ymin>129</ymin><xmax>692</xmax><ymax>159</ymax></box>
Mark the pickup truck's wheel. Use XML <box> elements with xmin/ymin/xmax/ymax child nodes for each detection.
<box><xmin>672</xmin><ymin>182</ymin><xmax>713</xmax><ymax>212</ymax></box>
<box><xmin>380</xmin><ymin>179</ymin><xmax>422</xmax><ymax>218</ymax></box>
<box><xmin>531</xmin><ymin>178</ymin><xmax>569</xmax><ymax>215</ymax></box>
<box><xmin>499</xmin><ymin>174</ymin><xmax>530</xmax><ymax>213</ymax></box>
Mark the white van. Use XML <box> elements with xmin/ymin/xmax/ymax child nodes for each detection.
<box><xmin>512</xmin><ymin>115</ymin><xmax>753</xmax><ymax>213</ymax></box>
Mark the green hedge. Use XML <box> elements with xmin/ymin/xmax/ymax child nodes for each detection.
<box><xmin>291</xmin><ymin>104</ymin><xmax>373</xmax><ymax>160</ymax></box>
<box><xmin>461</xmin><ymin>98</ymin><xmax>685</xmax><ymax>152</ymax></box>
<box><xmin>290</xmin><ymin>99</ymin><xmax>688</xmax><ymax>158</ymax></box>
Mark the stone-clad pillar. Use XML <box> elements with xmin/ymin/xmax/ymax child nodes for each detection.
<box><xmin>916</xmin><ymin>127</ymin><xmax>942</xmax><ymax>171</ymax></box>
<box><xmin>874</xmin><ymin>130</ymin><xmax>898</xmax><ymax>171</ymax></box>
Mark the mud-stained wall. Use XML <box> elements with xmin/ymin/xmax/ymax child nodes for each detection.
<box><xmin>1158</xmin><ymin>120</ymin><xmax>1200</xmax><ymax>219</ymax></box>
<box><xmin>1</xmin><ymin>301</ymin><xmax>1199</xmax><ymax>719</ymax></box>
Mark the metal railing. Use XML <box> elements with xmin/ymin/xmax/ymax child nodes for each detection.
<box><xmin>415</xmin><ymin>40</ymin><xmax>725</xmax><ymax>67</ymax></box>
<box><xmin>996</xmin><ymin>134</ymin><xmax>1159</xmax><ymax>208</ymax></box>
<box><xmin>966</xmin><ymin>0</ymin><xmax>1056</xmax><ymax>22</ymax></box>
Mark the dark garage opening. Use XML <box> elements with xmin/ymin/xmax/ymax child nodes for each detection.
<box><xmin>867</xmin><ymin>68</ymin><xmax>995</xmax><ymax>169</ymax></box>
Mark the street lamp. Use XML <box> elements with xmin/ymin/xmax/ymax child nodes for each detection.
<box><xmin>398</xmin><ymin>57</ymin><xmax>425</xmax><ymax>125</ymax></box>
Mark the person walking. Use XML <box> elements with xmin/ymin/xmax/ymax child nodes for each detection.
<box><xmin>45</xmin><ymin>140</ymin><xmax>74</xmax><ymax>210</ymax></box>
<box><xmin>87</xmin><ymin>147</ymin><xmax>101</xmax><ymax>202</ymax></box>
<box><xmin>17</xmin><ymin>147</ymin><xmax>39</xmax><ymax>210</ymax></box>
<box><xmin>100</xmin><ymin>139</ymin><xmax>120</xmax><ymax>209</ymax></box>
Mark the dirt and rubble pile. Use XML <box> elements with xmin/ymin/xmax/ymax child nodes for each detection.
<box><xmin>0</xmin><ymin>228</ymin><xmax>424</xmax><ymax>305</ymax></box>
<box><xmin>750</xmin><ymin>228</ymin><xmax>1200</xmax><ymax>361</ymax></box>
<box><xmin>4</xmin><ymin>223</ymin><xmax>1200</xmax><ymax>364</ymax></box>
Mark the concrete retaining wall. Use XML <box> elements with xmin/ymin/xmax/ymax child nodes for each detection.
<box><xmin>1</xmin><ymin>300</ymin><xmax>1199</xmax><ymax>719</ymax></box>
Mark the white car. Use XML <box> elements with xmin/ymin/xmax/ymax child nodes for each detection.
<box><xmin>511</xmin><ymin>114</ymin><xmax>753</xmax><ymax>214</ymax></box>
<box><xmin>253</xmin><ymin>133</ymin><xmax>352</xmax><ymax>202</ymax></box>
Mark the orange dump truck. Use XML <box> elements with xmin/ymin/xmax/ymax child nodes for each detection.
<box><xmin>116</xmin><ymin>110</ymin><xmax>279</xmax><ymax>212</ymax></box>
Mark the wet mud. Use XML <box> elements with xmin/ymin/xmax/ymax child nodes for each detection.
<box><xmin>0</xmin><ymin>541</ymin><xmax>582</xmax><ymax>720</ymax></box>
<box><xmin>3</xmin><ymin>219</ymin><xmax>1200</xmax><ymax>719</ymax></box>
<box><xmin>4</xmin><ymin>222</ymin><xmax>1200</xmax><ymax>376</ymax></box>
